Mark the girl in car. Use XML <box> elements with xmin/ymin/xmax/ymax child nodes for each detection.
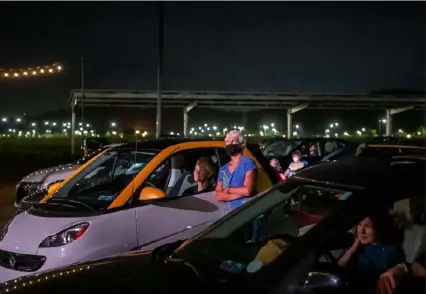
<box><xmin>181</xmin><ymin>157</ymin><xmax>216</xmax><ymax>196</ymax></box>
<box><xmin>338</xmin><ymin>213</ymin><xmax>406</xmax><ymax>290</ymax></box>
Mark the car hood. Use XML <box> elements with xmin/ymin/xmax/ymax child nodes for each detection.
<box><xmin>0</xmin><ymin>212</ymin><xmax>93</xmax><ymax>255</ymax></box>
<box><xmin>20</xmin><ymin>164</ymin><xmax>80</xmax><ymax>184</ymax></box>
<box><xmin>0</xmin><ymin>251</ymin><xmax>204</xmax><ymax>293</ymax></box>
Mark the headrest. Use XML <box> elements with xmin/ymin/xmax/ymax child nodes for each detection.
<box><xmin>393</xmin><ymin>197</ymin><xmax>424</xmax><ymax>224</ymax></box>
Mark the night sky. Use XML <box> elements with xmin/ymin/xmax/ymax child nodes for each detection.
<box><xmin>0</xmin><ymin>2</ymin><xmax>424</xmax><ymax>132</ymax></box>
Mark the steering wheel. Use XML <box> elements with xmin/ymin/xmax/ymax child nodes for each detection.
<box><xmin>143</xmin><ymin>180</ymin><xmax>157</xmax><ymax>188</ymax></box>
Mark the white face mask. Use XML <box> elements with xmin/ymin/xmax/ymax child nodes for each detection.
<box><xmin>293</xmin><ymin>157</ymin><xmax>299</xmax><ymax>162</ymax></box>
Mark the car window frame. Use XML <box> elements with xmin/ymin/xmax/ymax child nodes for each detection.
<box><xmin>109</xmin><ymin>141</ymin><xmax>276</xmax><ymax>210</ymax></box>
<box><xmin>130</xmin><ymin>147</ymin><xmax>220</xmax><ymax>203</ymax></box>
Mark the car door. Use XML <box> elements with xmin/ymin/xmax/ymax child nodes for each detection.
<box><xmin>134</xmin><ymin>147</ymin><xmax>227</xmax><ymax>249</ymax></box>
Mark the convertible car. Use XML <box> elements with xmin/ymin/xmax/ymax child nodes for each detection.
<box><xmin>2</xmin><ymin>154</ymin><xmax>424</xmax><ymax>294</ymax></box>
<box><xmin>0</xmin><ymin>139</ymin><xmax>275</xmax><ymax>282</ymax></box>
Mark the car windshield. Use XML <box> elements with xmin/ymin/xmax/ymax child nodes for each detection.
<box><xmin>174</xmin><ymin>183</ymin><xmax>353</xmax><ymax>277</ymax></box>
<box><xmin>74</xmin><ymin>149</ymin><xmax>104</xmax><ymax>165</ymax></box>
<box><xmin>262</xmin><ymin>141</ymin><xmax>301</xmax><ymax>157</ymax></box>
<box><xmin>50</xmin><ymin>149</ymin><xmax>159</xmax><ymax>210</ymax></box>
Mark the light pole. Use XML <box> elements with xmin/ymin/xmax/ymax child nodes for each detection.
<box><xmin>155</xmin><ymin>2</ymin><xmax>164</xmax><ymax>139</ymax></box>
<box><xmin>81</xmin><ymin>57</ymin><xmax>85</xmax><ymax>141</ymax></box>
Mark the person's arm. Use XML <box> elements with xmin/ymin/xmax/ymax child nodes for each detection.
<box><xmin>338</xmin><ymin>238</ymin><xmax>360</xmax><ymax>267</ymax></box>
<box><xmin>377</xmin><ymin>263</ymin><xmax>409</xmax><ymax>294</ymax></box>
<box><xmin>228</xmin><ymin>169</ymin><xmax>255</xmax><ymax>197</ymax></box>
<box><xmin>215</xmin><ymin>170</ymin><xmax>242</xmax><ymax>201</ymax></box>
<box><xmin>412</xmin><ymin>252</ymin><xmax>426</xmax><ymax>277</ymax></box>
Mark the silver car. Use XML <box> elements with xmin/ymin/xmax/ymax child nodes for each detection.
<box><xmin>14</xmin><ymin>144</ymin><xmax>123</xmax><ymax>207</ymax></box>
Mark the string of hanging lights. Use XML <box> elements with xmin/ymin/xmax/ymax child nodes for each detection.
<box><xmin>0</xmin><ymin>62</ymin><xmax>64</xmax><ymax>79</ymax></box>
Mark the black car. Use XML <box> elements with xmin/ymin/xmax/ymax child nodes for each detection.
<box><xmin>262</xmin><ymin>137</ymin><xmax>354</xmax><ymax>167</ymax></box>
<box><xmin>2</xmin><ymin>155</ymin><xmax>424</xmax><ymax>294</ymax></box>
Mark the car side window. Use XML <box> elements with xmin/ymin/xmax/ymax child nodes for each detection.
<box><xmin>216</xmin><ymin>148</ymin><xmax>231</xmax><ymax>167</ymax></box>
<box><xmin>323</xmin><ymin>140</ymin><xmax>339</xmax><ymax>155</ymax></box>
<box><xmin>164</xmin><ymin>148</ymin><xmax>219</xmax><ymax>198</ymax></box>
<box><xmin>140</xmin><ymin>148</ymin><xmax>219</xmax><ymax>200</ymax></box>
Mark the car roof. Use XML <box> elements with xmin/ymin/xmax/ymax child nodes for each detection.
<box><xmin>293</xmin><ymin>156</ymin><xmax>425</xmax><ymax>191</ymax></box>
<box><xmin>109</xmin><ymin>138</ymin><xmax>224</xmax><ymax>151</ymax></box>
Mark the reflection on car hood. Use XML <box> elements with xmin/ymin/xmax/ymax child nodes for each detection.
<box><xmin>1</xmin><ymin>251</ymin><xmax>203</xmax><ymax>293</ymax></box>
<box><xmin>20</xmin><ymin>164</ymin><xmax>80</xmax><ymax>184</ymax></box>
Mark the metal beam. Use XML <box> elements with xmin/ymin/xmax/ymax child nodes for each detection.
<box><xmin>385</xmin><ymin>109</ymin><xmax>392</xmax><ymax>136</ymax></box>
<box><xmin>71</xmin><ymin>107</ymin><xmax>76</xmax><ymax>155</ymax></box>
<box><xmin>183</xmin><ymin>101</ymin><xmax>198</xmax><ymax>137</ymax></box>
<box><xmin>389</xmin><ymin>105</ymin><xmax>414</xmax><ymax>115</ymax></box>
<box><xmin>71</xmin><ymin>89</ymin><xmax>426</xmax><ymax>103</ymax></box>
<box><xmin>287</xmin><ymin>109</ymin><xmax>292</xmax><ymax>139</ymax></box>
<box><xmin>78</xmin><ymin>103</ymin><xmax>426</xmax><ymax>111</ymax></box>
<box><xmin>290</xmin><ymin>103</ymin><xmax>309</xmax><ymax>114</ymax></box>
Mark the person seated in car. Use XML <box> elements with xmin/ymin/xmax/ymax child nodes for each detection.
<box><xmin>269</xmin><ymin>158</ymin><xmax>286</xmax><ymax>182</ymax></box>
<box><xmin>216</xmin><ymin>130</ymin><xmax>256</xmax><ymax>213</ymax></box>
<box><xmin>338</xmin><ymin>213</ymin><xmax>406</xmax><ymax>287</ymax></box>
<box><xmin>283</xmin><ymin>151</ymin><xmax>309</xmax><ymax>179</ymax></box>
<box><xmin>181</xmin><ymin>157</ymin><xmax>216</xmax><ymax>197</ymax></box>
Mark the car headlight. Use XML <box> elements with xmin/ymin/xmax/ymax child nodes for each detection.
<box><xmin>39</xmin><ymin>222</ymin><xmax>90</xmax><ymax>248</ymax></box>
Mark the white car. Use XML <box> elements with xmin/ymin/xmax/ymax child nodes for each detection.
<box><xmin>15</xmin><ymin>144</ymin><xmax>123</xmax><ymax>207</ymax></box>
<box><xmin>0</xmin><ymin>139</ymin><xmax>275</xmax><ymax>282</ymax></box>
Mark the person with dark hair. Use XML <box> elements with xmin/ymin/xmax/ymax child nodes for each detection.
<box><xmin>283</xmin><ymin>150</ymin><xmax>309</xmax><ymax>179</ymax></box>
<box><xmin>338</xmin><ymin>213</ymin><xmax>406</xmax><ymax>290</ymax></box>
<box><xmin>182</xmin><ymin>157</ymin><xmax>216</xmax><ymax>197</ymax></box>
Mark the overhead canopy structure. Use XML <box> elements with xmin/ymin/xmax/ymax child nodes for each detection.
<box><xmin>69</xmin><ymin>89</ymin><xmax>426</xmax><ymax>153</ymax></box>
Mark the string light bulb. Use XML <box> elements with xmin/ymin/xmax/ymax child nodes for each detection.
<box><xmin>0</xmin><ymin>62</ymin><xmax>64</xmax><ymax>80</ymax></box>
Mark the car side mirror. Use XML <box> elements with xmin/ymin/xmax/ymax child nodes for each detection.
<box><xmin>48</xmin><ymin>182</ymin><xmax>63</xmax><ymax>194</ymax></box>
<box><xmin>139</xmin><ymin>187</ymin><xmax>166</xmax><ymax>201</ymax></box>
<box><xmin>303</xmin><ymin>271</ymin><xmax>343</xmax><ymax>290</ymax></box>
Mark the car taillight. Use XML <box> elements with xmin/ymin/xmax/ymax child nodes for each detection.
<box><xmin>39</xmin><ymin>222</ymin><xmax>90</xmax><ymax>248</ymax></box>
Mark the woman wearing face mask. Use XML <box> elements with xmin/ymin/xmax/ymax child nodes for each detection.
<box><xmin>181</xmin><ymin>157</ymin><xmax>216</xmax><ymax>197</ymax></box>
<box><xmin>283</xmin><ymin>150</ymin><xmax>309</xmax><ymax>179</ymax></box>
<box><xmin>338</xmin><ymin>213</ymin><xmax>406</xmax><ymax>292</ymax></box>
<box><xmin>215</xmin><ymin>130</ymin><xmax>256</xmax><ymax>213</ymax></box>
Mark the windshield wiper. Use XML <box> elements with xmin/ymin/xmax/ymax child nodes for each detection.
<box><xmin>48</xmin><ymin>198</ymin><xmax>96</xmax><ymax>211</ymax></box>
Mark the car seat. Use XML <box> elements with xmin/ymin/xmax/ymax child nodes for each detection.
<box><xmin>393</xmin><ymin>198</ymin><xmax>425</xmax><ymax>263</ymax></box>
<box><xmin>166</xmin><ymin>171</ymin><xmax>196</xmax><ymax>198</ymax></box>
